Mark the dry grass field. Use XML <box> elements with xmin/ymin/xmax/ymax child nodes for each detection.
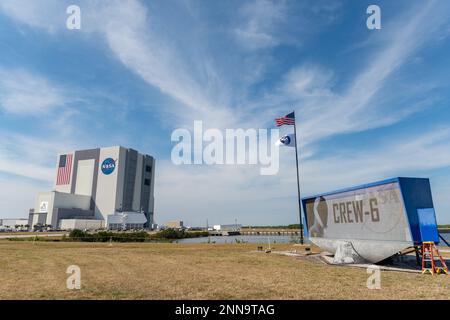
<box><xmin>0</xmin><ymin>241</ymin><xmax>449</xmax><ymax>300</ymax></box>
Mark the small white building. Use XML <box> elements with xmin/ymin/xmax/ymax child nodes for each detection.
<box><xmin>165</xmin><ymin>220</ymin><xmax>184</xmax><ymax>229</ymax></box>
<box><xmin>32</xmin><ymin>191</ymin><xmax>92</xmax><ymax>228</ymax></box>
<box><xmin>213</xmin><ymin>224</ymin><xmax>242</xmax><ymax>232</ymax></box>
<box><xmin>59</xmin><ymin>219</ymin><xmax>104</xmax><ymax>231</ymax></box>
<box><xmin>0</xmin><ymin>218</ymin><xmax>29</xmax><ymax>231</ymax></box>
<box><xmin>106</xmin><ymin>212</ymin><xmax>147</xmax><ymax>230</ymax></box>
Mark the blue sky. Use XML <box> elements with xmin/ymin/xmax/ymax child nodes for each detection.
<box><xmin>0</xmin><ymin>0</ymin><xmax>450</xmax><ymax>225</ymax></box>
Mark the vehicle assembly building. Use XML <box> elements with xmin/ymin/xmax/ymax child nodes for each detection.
<box><xmin>29</xmin><ymin>146</ymin><xmax>155</xmax><ymax>231</ymax></box>
<box><xmin>302</xmin><ymin>177</ymin><xmax>441</xmax><ymax>264</ymax></box>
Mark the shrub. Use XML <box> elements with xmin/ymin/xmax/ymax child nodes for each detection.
<box><xmin>66</xmin><ymin>229</ymin><xmax>208</xmax><ymax>242</ymax></box>
<box><xmin>151</xmin><ymin>229</ymin><xmax>185</xmax><ymax>239</ymax></box>
<box><xmin>150</xmin><ymin>229</ymin><xmax>209</xmax><ymax>240</ymax></box>
<box><xmin>69</xmin><ymin>229</ymin><xmax>88</xmax><ymax>239</ymax></box>
<box><xmin>68</xmin><ymin>230</ymin><xmax>150</xmax><ymax>242</ymax></box>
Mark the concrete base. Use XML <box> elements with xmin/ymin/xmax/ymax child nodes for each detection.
<box><xmin>310</xmin><ymin>237</ymin><xmax>414</xmax><ymax>263</ymax></box>
<box><xmin>320</xmin><ymin>253</ymin><xmax>423</xmax><ymax>273</ymax></box>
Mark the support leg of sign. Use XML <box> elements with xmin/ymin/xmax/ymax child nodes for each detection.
<box><xmin>414</xmin><ymin>246</ymin><xmax>421</xmax><ymax>266</ymax></box>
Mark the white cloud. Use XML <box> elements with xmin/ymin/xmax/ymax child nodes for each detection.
<box><xmin>277</xmin><ymin>0</ymin><xmax>450</xmax><ymax>147</ymax></box>
<box><xmin>234</xmin><ymin>0</ymin><xmax>286</xmax><ymax>50</ymax></box>
<box><xmin>233</xmin><ymin>0</ymin><xmax>343</xmax><ymax>51</ymax></box>
<box><xmin>301</xmin><ymin>129</ymin><xmax>450</xmax><ymax>192</ymax></box>
<box><xmin>0</xmin><ymin>0</ymin><xmax>64</xmax><ymax>32</ymax></box>
<box><xmin>1</xmin><ymin>0</ymin><xmax>232</xmax><ymax>126</ymax></box>
<box><xmin>84</xmin><ymin>0</ymin><xmax>238</xmax><ymax>128</ymax></box>
<box><xmin>155</xmin><ymin>161</ymin><xmax>297</xmax><ymax>226</ymax></box>
<box><xmin>0</xmin><ymin>177</ymin><xmax>48</xmax><ymax>218</ymax></box>
<box><xmin>232</xmin><ymin>1</ymin><xmax>450</xmax><ymax>140</ymax></box>
<box><xmin>1</xmin><ymin>0</ymin><xmax>450</xmax><ymax>225</ymax></box>
<box><xmin>2</xmin><ymin>0</ymin><xmax>445</xmax><ymax>135</ymax></box>
<box><xmin>156</xmin><ymin>127</ymin><xmax>450</xmax><ymax>225</ymax></box>
<box><xmin>282</xmin><ymin>64</ymin><xmax>334</xmax><ymax>97</ymax></box>
<box><xmin>0</xmin><ymin>131</ymin><xmax>81</xmax><ymax>182</ymax></box>
<box><xmin>0</xmin><ymin>159</ymin><xmax>54</xmax><ymax>182</ymax></box>
<box><xmin>0</xmin><ymin>69</ymin><xmax>65</xmax><ymax>115</ymax></box>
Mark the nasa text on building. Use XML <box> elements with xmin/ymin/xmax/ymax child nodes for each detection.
<box><xmin>29</xmin><ymin>146</ymin><xmax>155</xmax><ymax>231</ymax></box>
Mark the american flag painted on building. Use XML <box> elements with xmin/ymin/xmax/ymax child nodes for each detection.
<box><xmin>56</xmin><ymin>154</ymin><xmax>73</xmax><ymax>185</ymax></box>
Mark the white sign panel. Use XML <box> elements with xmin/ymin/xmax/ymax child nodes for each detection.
<box><xmin>304</xmin><ymin>182</ymin><xmax>411</xmax><ymax>242</ymax></box>
<box><xmin>39</xmin><ymin>201</ymin><xmax>49</xmax><ymax>213</ymax></box>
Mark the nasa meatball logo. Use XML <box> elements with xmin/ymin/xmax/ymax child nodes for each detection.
<box><xmin>309</xmin><ymin>196</ymin><xmax>328</xmax><ymax>237</ymax></box>
<box><xmin>101</xmin><ymin>158</ymin><xmax>116</xmax><ymax>175</ymax></box>
<box><xmin>280</xmin><ymin>135</ymin><xmax>291</xmax><ymax>145</ymax></box>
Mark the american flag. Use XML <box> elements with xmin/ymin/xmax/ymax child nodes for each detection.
<box><xmin>56</xmin><ymin>154</ymin><xmax>73</xmax><ymax>185</ymax></box>
<box><xmin>275</xmin><ymin>111</ymin><xmax>295</xmax><ymax>126</ymax></box>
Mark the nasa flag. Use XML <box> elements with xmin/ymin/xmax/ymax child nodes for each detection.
<box><xmin>275</xmin><ymin>134</ymin><xmax>295</xmax><ymax>147</ymax></box>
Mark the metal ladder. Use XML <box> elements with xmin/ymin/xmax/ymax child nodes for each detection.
<box><xmin>421</xmin><ymin>241</ymin><xmax>448</xmax><ymax>275</ymax></box>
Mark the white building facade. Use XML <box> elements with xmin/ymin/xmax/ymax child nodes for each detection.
<box><xmin>29</xmin><ymin>146</ymin><xmax>155</xmax><ymax>230</ymax></box>
<box><xmin>0</xmin><ymin>218</ymin><xmax>29</xmax><ymax>231</ymax></box>
<box><xmin>213</xmin><ymin>224</ymin><xmax>242</xmax><ymax>231</ymax></box>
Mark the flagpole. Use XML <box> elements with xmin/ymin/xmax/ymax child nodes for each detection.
<box><xmin>292</xmin><ymin>111</ymin><xmax>304</xmax><ymax>245</ymax></box>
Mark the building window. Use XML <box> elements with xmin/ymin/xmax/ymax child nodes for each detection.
<box><xmin>144</xmin><ymin>178</ymin><xmax>150</xmax><ymax>186</ymax></box>
<box><xmin>145</xmin><ymin>165</ymin><xmax>152</xmax><ymax>173</ymax></box>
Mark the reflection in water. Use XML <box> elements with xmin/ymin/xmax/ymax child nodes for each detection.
<box><xmin>177</xmin><ymin>233</ymin><xmax>450</xmax><ymax>245</ymax></box>
<box><xmin>178</xmin><ymin>235</ymin><xmax>311</xmax><ymax>244</ymax></box>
